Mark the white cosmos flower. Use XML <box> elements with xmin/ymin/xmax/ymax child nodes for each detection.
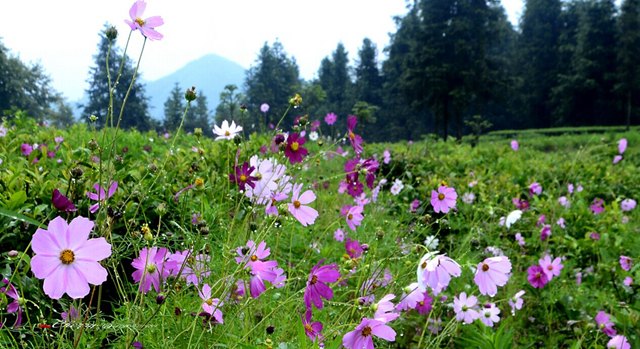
<box><xmin>213</xmin><ymin>120</ymin><xmax>243</xmax><ymax>140</ymax></box>
<box><xmin>309</xmin><ymin>131</ymin><xmax>319</xmax><ymax>141</ymax></box>
<box><xmin>505</xmin><ymin>210</ymin><xmax>522</xmax><ymax>228</ymax></box>
<box><xmin>424</xmin><ymin>235</ymin><xmax>439</xmax><ymax>250</ymax></box>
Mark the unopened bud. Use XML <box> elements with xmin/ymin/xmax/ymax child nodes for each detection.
<box><xmin>361</xmin><ymin>243</ymin><xmax>370</xmax><ymax>251</ymax></box>
<box><xmin>156</xmin><ymin>293</ymin><xmax>166</xmax><ymax>305</ymax></box>
<box><xmin>148</xmin><ymin>163</ymin><xmax>158</xmax><ymax>172</ymax></box>
<box><xmin>194</xmin><ymin>128</ymin><xmax>203</xmax><ymax>138</ymax></box>
<box><xmin>185</xmin><ymin>86</ymin><xmax>197</xmax><ymax>102</ymax></box>
<box><xmin>240</xmin><ymin>104</ymin><xmax>247</xmax><ymax>111</ymax></box>
<box><xmin>156</xmin><ymin>203</ymin><xmax>167</xmax><ymax>216</ymax></box>
<box><xmin>200</xmin><ymin>226</ymin><xmax>210</xmax><ymax>236</ymax></box>
<box><xmin>89</xmin><ymin>115</ymin><xmax>98</xmax><ymax>122</ymax></box>
<box><xmin>7</xmin><ymin>250</ymin><xmax>19</xmax><ymax>259</ymax></box>
<box><xmin>233</xmin><ymin>134</ymin><xmax>242</xmax><ymax>146</ymax></box>
<box><xmin>106</xmin><ymin>26</ymin><xmax>118</xmax><ymax>41</ymax></box>
<box><xmin>88</xmin><ymin>139</ymin><xmax>99</xmax><ymax>151</ymax></box>
<box><xmin>71</xmin><ymin>167</ymin><xmax>84</xmax><ymax>178</ymax></box>
<box><xmin>274</xmin><ymin>134</ymin><xmax>285</xmax><ymax>145</ymax></box>
<box><xmin>144</xmin><ymin>231</ymin><xmax>154</xmax><ymax>241</ymax></box>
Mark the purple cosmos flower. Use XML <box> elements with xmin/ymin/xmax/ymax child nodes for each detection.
<box><xmin>515</xmin><ymin>233</ymin><xmax>525</xmax><ymax>246</ymax></box>
<box><xmin>334</xmin><ymin>228</ymin><xmax>345</xmax><ymax>241</ymax></box>
<box><xmin>621</xmin><ymin>199</ymin><xmax>636</xmax><ymax>211</ymax></box>
<box><xmin>620</xmin><ymin>256</ymin><xmax>632</xmax><ymax>271</ymax></box>
<box><xmin>480</xmin><ymin>303</ymin><xmax>501</xmax><ymax>327</ymax></box>
<box><xmin>235</xmin><ymin>241</ymin><xmax>271</xmax><ymax>266</ymax></box>
<box><xmin>21</xmin><ymin>143</ymin><xmax>33</xmax><ymax>156</ymax></box>
<box><xmin>453</xmin><ymin>292</ymin><xmax>480</xmax><ymax>324</ymax></box>
<box><xmin>260</xmin><ymin>103</ymin><xmax>270</xmax><ymax>113</ymax></box>
<box><xmin>383</xmin><ymin>149</ymin><xmax>391</xmax><ymax>164</ymax></box>
<box><xmin>619</xmin><ymin>138</ymin><xmax>627</xmax><ymax>154</ymax></box>
<box><xmin>540</xmin><ymin>224</ymin><xmax>552</xmax><ymax>241</ymax></box>
<box><xmin>342</xmin><ymin>318</ymin><xmax>396</xmax><ymax>349</ymax></box>
<box><xmin>311</xmin><ymin>120</ymin><xmax>321</xmax><ymax>131</ymax></box>
<box><xmin>284</xmin><ymin>132</ymin><xmax>309</xmax><ymax>164</ymax></box>
<box><xmin>325</xmin><ymin>112</ymin><xmax>337</xmax><ymax>125</ymax></box>
<box><xmin>301</xmin><ymin>309</ymin><xmax>323</xmax><ymax>342</ymax></box>
<box><xmin>288</xmin><ymin>183</ymin><xmax>318</xmax><ymax>226</ymax></box>
<box><xmin>31</xmin><ymin>216</ymin><xmax>112</xmax><ymax>299</ymax></box>
<box><xmin>568</xmin><ymin>183</ymin><xmax>575</xmax><ymax>194</ymax></box>
<box><xmin>462</xmin><ymin>192</ymin><xmax>475</xmax><ymax>204</ymax></box>
<box><xmin>373</xmin><ymin>294</ymin><xmax>399</xmax><ymax>323</ymax></box>
<box><xmin>576</xmin><ymin>272</ymin><xmax>583</xmax><ymax>285</ymax></box>
<box><xmin>527</xmin><ymin>265</ymin><xmax>548</xmax><ymax>289</ymax></box>
<box><xmin>613</xmin><ymin>155</ymin><xmax>623</xmax><ymax>164</ymax></box>
<box><xmin>512</xmin><ymin>198</ymin><xmax>529</xmax><ymax>210</ymax></box>
<box><xmin>395</xmin><ymin>283</ymin><xmax>424</xmax><ymax>312</ymax></box>
<box><xmin>304</xmin><ymin>259</ymin><xmax>340</xmax><ymax>310</ymax></box>
<box><xmin>508</xmin><ymin>290</ymin><xmax>525</xmax><ymax>316</ymax></box>
<box><xmin>556</xmin><ymin>217</ymin><xmax>566</xmax><ymax>228</ymax></box>
<box><xmin>345</xmin><ymin>238</ymin><xmax>363</xmax><ymax>259</ymax></box>
<box><xmin>558</xmin><ymin>196</ymin><xmax>571</xmax><ymax>207</ymax></box>
<box><xmin>132</xmin><ymin>247</ymin><xmax>171</xmax><ymax>294</ymax></box>
<box><xmin>248</xmin><ymin>260</ymin><xmax>280</xmax><ymax>298</ymax></box>
<box><xmin>61</xmin><ymin>306</ymin><xmax>79</xmax><ymax>322</ymax></box>
<box><xmin>198</xmin><ymin>284</ymin><xmax>223</xmax><ymax>323</ymax></box>
<box><xmin>590</xmin><ymin>198</ymin><xmax>605</xmax><ymax>214</ymax></box>
<box><xmin>474</xmin><ymin>256</ymin><xmax>512</xmax><ymax>297</ymax></box>
<box><xmin>341</xmin><ymin>205</ymin><xmax>364</xmax><ymax>231</ymax></box>
<box><xmin>595</xmin><ymin>311</ymin><xmax>616</xmax><ymax>336</ymax></box>
<box><xmin>361</xmin><ymin>158</ymin><xmax>379</xmax><ymax>189</ymax></box>
<box><xmin>125</xmin><ymin>0</ymin><xmax>164</xmax><ymax>41</ymax></box>
<box><xmin>590</xmin><ymin>232</ymin><xmax>600</xmax><ymax>240</ymax></box>
<box><xmin>86</xmin><ymin>181</ymin><xmax>118</xmax><ymax>214</ymax></box>
<box><xmin>346</xmin><ymin>181</ymin><xmax>364</xmax><ymax>198</ymax></box>
<box><xmin>1</xmin><ymin>279</ymin><xmax>22</xmax><ymax>327</ymax></box>
<box><xmin>229</xmin><ymin>162</ymin><xmax>258</xmax><ymax>191</ymax></box>
<box><xmin>415</xmin><ymin>291</ymin><xmax>434</xmax><ymax>314</ymax></box>
<box><xmin>55</xmin><ymin>137</ymin><xmax>64</xmax><ymax>143</ymax></box>
<box><xmin>529</xmin><ymin>182</ymin><xmax>542</xmax><ymax>195</ymax></box>
<box><xmin>410</xmin><ymin>199</ymin><xmax>421</xmax><ymax>212</ymax></box>
<box><xmin>511</xmin><ymin>140</ymin><xmax>518</xmax><ymax>151</ymax></box>
<box><xmin>608</xmin><ymin>335</ymin><xmax>631</xmax><ymax>349</ymax></box>
<box><xmin>346</xmin><ymin>115</ymin><xmax>364</xmax><ymax>157</ymax></box>
<box><xmin>167</xmin><ymin>250</ymin><xmax>210</xmax><ymax>286</ymax></box>
<box><xmin>52</xmin><ymin>189</ymin><xmax>77</xmax><ymax>212</ymax></box>
<box><xmin>539</xmin><ymin>255</ymin><xmax>563</xmax><ymax>281</ymax></box>
<box><xmin>431</xmin><ymin>186</ymin><xmax>457</xmax><ymax>213</ymax></box>
<box><xmin>417</xmin><ymin>253</ymin><xmax>462</xmax><ymax>295</ymax></box>
<box><xmin>624</xmin><ymin>277</ymin><xmax>632</xmax><ymax>286</ymax></box>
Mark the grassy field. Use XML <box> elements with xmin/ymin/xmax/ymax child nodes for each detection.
<box><xmin>0</xmin><ymin>114</ymin><xmax>638</xmax><ymax>348</ymax></box>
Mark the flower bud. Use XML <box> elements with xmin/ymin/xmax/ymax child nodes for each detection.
<box><xmin>148</xmin><ymin>163</ymin><xmax>158</xmax><ymax>172</ymax></box>
<box><xmin>375</xmin><ymin>230</ymin><xmax>384</xmax><ymax>239</ymax></box>
<box><xmin>289</xmin><ymin>94</ymin><xmax>302</xmax><ymax>107</ymax></box>
<box><xmin>240</xmin><ymin>104</ymin><xmax>247</xmax><ymax>111</ymax></box>
<box><xmin>89</xmin><ymin>115</ymin><xmax>98</xmax><ymax>122</ymax></box>
<box><xmin>114</xmin><ymin>155</ymin><xmax>123</xmax><ymax>164</ymax></box>
<box><xmin>200</xmin><ymin>226</ymin><xmax>210</xmax><ymax>236</ymax></box>
<box><xmin>233</xmin><ymin>134</ymin><xmax>242</xmax><ymax>146</ymax></box>
<box><xmin>106</xmin><ymin>26</ymin><xmax>118</xmax><ymax>41</ymax></box>
<box><xmin>156</xmin><ymin>293</ymin><xmax>166</xmax><ymax>305</ymax></box>
<box><xmin>88</xmin><ymin>139</ymin><xmax>99</xmax><ymax>151</ymax></box>
<box><xmin>144</xmin><ymin>231</ymin><xmax>154</xmax><ymax>241</ymax></box>
<box><xmin>156</xmin><ymin>203</ymin><xmax>167</xmax><ymax>216</ymax></box>
<box><xmin>194</xmin><ymin>128</ymin><xmax>203</xmax><ymax>138</ymax></box>
<box><xmin>71</xmin><ymin>167</ymin><xmax>84</xmax><ymax>178</ymax></box>
<box><xmin>266</xmin><ymin>326</ymin><xmax>275</xmax><ymax>334</ymax></box>
<box><xmin>185</xmin><ymin>86</ymin><xmax>197</xmax><ymax>102</ymax></box>
<box><xmin>361</xmin><ymin>243</ymin><xmax>370</xmax><ymax>251</ymax></box>
<box><xmin>317</xmin><ymin>140</ymin><xmax>324</xmax><ymax>147</ymax></box>
<box><xmin>7</xmin><ymin>250</ymin><xmax>19</xmax><ymax>259</ymax></box>
<box><xmin>274</xmin><ymin>134</ymin><xmax>285</xmax><ymax>145</ymax></box>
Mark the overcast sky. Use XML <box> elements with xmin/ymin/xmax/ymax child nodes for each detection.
<box><xmin>0</xmin><ymin>0</ymin><xmax>524</xmax><ymax>101</ymax></box>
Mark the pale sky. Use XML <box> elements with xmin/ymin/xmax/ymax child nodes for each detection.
<box><xmin>0</xmin><ymin>0</ymin><xmax>524</xmax><ymax>101</ymax></box>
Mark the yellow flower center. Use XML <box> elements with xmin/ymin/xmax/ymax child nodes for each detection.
<box><xmin>438</xmin><ymin>193</ymin><xmax>445</xmax><ymax>201</ymax></box>
<box><xmin>547</xmin><ymin>265</ymin><xmax>553</xmax><ymax>270</ymax></box>
<box><xmin>59</xmin><ymin>249</ymin><xmax>75</xmax><ymax>265</ymax></box>
<box><xmin>240</xmin><ymin>175</ymin><xmax>247</xmax><ymax>182</ymax></box>
<box><xmin>349</xmin><ymin>132</ymin><xmax>355</xmax><ymax>140</ymax></box>
<box><xmin>291</xmin><ymin>142</ymin><xmax>299</xmax><ymax>152</ymax></box>
<box><xmin>482</xmin><ymin>263</ymin><xmax>489</xmax><ymax>272</ymax></box>
<box><xmin>135</xmin><ymin>18</ymin><xmax>145</xmax><ymax>27</ymax></box>
<box><xmin>195</xmin><ymin>178</ymin><xmax>204</xmax><ymax>186</ymax></box>
<box><xmin>419</xmin><ymin>301</ymin><xmax>425</xmax><ymax>306</ymax></box>
<box><xmin>225</xmin><ymin>131</ymin><xmax>230</xmax><ymax>136</ymax></box>
<box><xmin>206</xmin><ymin>299</ymin><xmax>213</xmax><ymax>306</ymax></box>
<box><xmin>250</xmin><ymin>255</ymin><xmax>258</xmax><ymax>262</ymax></box>
<box><xmin>536</xmin><ymin>272</ymin><xmax>541</xmax><ymax>278</ymax></box>
<box><xmin>293</xmin><ymin>200</ymin><xmax>301</xmax><ymax>209</ymax></box>
<box><xmin>361</xmin><ymin>326</ymin><xmax>372</xmax><ymax>337</ymax></box>
<box><xmin>305</xmin><ymin>324</ymin><xmax>313</xmax><ymax>332</ymax></box>
<box><xmin>348</xmin><ymin>214</ymin><xmax>353</xmax><ymax>220</ymax></box>
<box><xmin>421</xmin><ymin>262</ymin><xmax>427</xmax><ymax>269</ymax></box>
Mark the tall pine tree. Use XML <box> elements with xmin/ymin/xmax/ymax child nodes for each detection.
<box><xmin>163</xmin><ymin>83</ymin><xmax>185</xmax><ymax>131</ymax></box>
<box><xmin>617</xmin><ymin>0</ymin><xmax>640</xmax><ymax>130</ymax></box>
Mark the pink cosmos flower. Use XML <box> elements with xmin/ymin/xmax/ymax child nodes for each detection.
<box><xmin>284</xmin><ymin>132</ymin><xmax>309</xmax><ymax>164</ymax></box>
<box><xmin>595</xmin><ymin>311</ymin><xmax>617</xmax><ymax>337</ymax></box>
<box><xmin>558</xmin><ymin>196</ymin><xmax>571</xmax><ymax>207</ymax></box>
<box><xmin>341</xmin><ymin>205</ymin><xmax>364</xmax><ymax>231</ymax></box>
<box><xmin>619</xmin><ymin>138</ymin><xmax>627</xmax><ymax>154</ymax></box>
<box><xmin>86</xmin><ymin>181</ymin><xmax>118</xmax><ymax>213</ymax></box>
<box><xmin>613</xmin><ymin>155</ymin><xmax>623</xmax><ymax>164</ymax></box>
<box><xmin>568</xmin><ymin>183</ymin><xmax>575</xmax><ymax>194</ymax></box>
<box><xmin>311</xmin><ymin>120</ymin><xmax>320</xmax><ymax>131</ymax></box>
<box><xmin>474</xmin><ymin>256</ymin><xmax>512</xmax><ymax>297</ymax></box>
<box><xmin>304</xmin><ymin>259</ymin><xmax>340</xmax><ymax>310</ymax></box>
<box><xmin>383</xmin><ymin>149</ymin><xmax>391</xmax><ymax>164</ymax></box>
<box><xmin>511</xmin><ymin>140</ymin><xmax>519</xmax><ymax>151</ymax></box>
<box><xmin>590</xmin><ymin>198</ymin><xmax>605</xmax><ymax>214</ymax></box>
<box><xmin>508</xmin><ymin>290</ymin><xmax>525</xmax><ymax>315</ymax></box>
<box><xmin>529</xmin><ymin>182</ymin><xmax>542</xmax><ymax>195</ymax></box>
<box><xmin>342</xmin><ymin>318</ymin><xmax>396</xmax><ymax>349</ymax></box>
<box><xmin>515</xmin><ymin>233</ymin><xmax>525</xmax><ymax>246</ymax></box>
<box><xmin>198</xmin><ymin>283</ymin><xmax>223</xmax><ymax>323</ymax></box>
<box><xmin>61</xmin><ymin>306</ymin><xmax>79</xmax><ymax>322</ymax></box>
<box><xmin>1</xmin><ymin>279</ymin><xmax>22</xmax><ymax>327</ymax></box>
<box><xmin>539</xmin><ymin>255</ymin><xmax>563</xmax><ymax>281</ymax></box>
<box><xmin>265</xmin><ymin>192</ymin><xmax>288</xmax><ymax>216</ymax></box>
<box><xmin>334</xmin><ymin>228</ymin><xmax>345</xmax><ymax>241</ymax></box>
<box><xmin>431</xmin><ymin>186</ymin><xmax>457</xmax><ymax>213</ymax></box>
<box><xmin>556</xmin><ymin>217</ymin><xmax>566</xmax><ymax>228</ymax></box>
<box><xmin>623</xmin><ymin>277</ymin><xmax>632</xmax><ymax>286</ymax></box>
<box><xmin>167</xmin><ymin>250</ymin><xmax>210</xmax><ymax>286</ymax></box>
<box><xmin>235</xmin><ymin>240</ymin><xmax>270</xmax><ymax>266</ymax></box>
<box><xmin>480</xmin><ymin>303</ymin><xmax>501</xmax><ymax>327</ymax></box>
<box><xmin>132</xmin><ymin>247</ymin><xmax>171</xmax><ymax>293</ymax></box>
<box><xmin>395</xmin><ymin>283</ymin><xmax>424</xmax><ymax>312</ymax></box>
<box><xmin>325</xmin><ymin>112</ymin><xmax>337</xmax><ymax>125</ymax></box>
<box><xmin>462</xmin><ymin>192</ymin><xmax>475</xmax><ymax>204</ymax></box>
<box><xmin>417</xmin><ymin>253</ymin><xmax>462</xmax><ymax>295</ymax></box>
<box><xmin>620</xmin><ymin>256</ymin><xmax>632</xmax><ymax>271</ymax></box>
<box><xmin>31</xmin><ymin>216</ymin><xmax>112</xmax><ymax>299</ymax></box>
<box><xmin>373</xmin><ymin>294</ymin><xmax>399</xmax><ymax>323</ymax></box>
<box><xmin>453</xmin><ymin>292</ymin><xmax>480</xmax><ymax>324</ymax></box>
<box><xmin>540</xmin><ymin>224</ymin><xmax>552</xmax><ymax>241</ymax></box>
<box><xmin>346</xmin><ymin>115</ymin><xmax>364</xmax><ymax>157</ymax></box>
<box><xmin>125</xmin><ymin>0</ymin><xmax>164</xmax><ymax>41</ymax></box>
<box><xmin>21</xmin><ymin>143</ymin><xmax>33</xmax><ymax>156</ymax></box>
<box><xmin>410</xmin><ymin>199</ymin><xmax>421</xmax><ymax>212</ymax></box>
<box><xmin>345</xmin><ymin>238</ymin><xmax>363</xmax><ymax>258</ymax></box>
<box><xmin>248</xmin><ymin>260</ymin><xmax>280</xmax><ymax>298</ymax></box>
<box><xmin>527</xmin><ymin>265</ymin><xmax>548</xmax><ymax>289</ymax></box>
<box><xmin>621</xmin><ymin>199</ymin><xmax>636</xmax><ymax>211</ymax></box>
<box><xmin>608</xmin><ymin>335</ymin><xmax>631</xmax><ymax>349</ymax></box>
<box><xmin>590</xmin><ymin>232</ymin><xmax>600</xmax><ymax>240</ymax></box>
<box><xmin>288</xmin><ymin>183</ymin><xmax>318</xmax><ymax>226</ymax></box>
<box><xmin>260</xmin><ymin>103</ymin><xmax>270</xmax><ymax>113</ymax></box>
<box><xmin>301</xmin><ymin>309</ymin><xmax>323</xmax><ymax>342</ymax></box>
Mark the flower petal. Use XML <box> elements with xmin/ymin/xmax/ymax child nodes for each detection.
<box><xmin>67</xmin><ymin>217</ymin><xmax>94</xmax><ymax>250</ymax></box>
<box><xmin>73</xmin><ymin>260</ymin><xmax>107</xmax><ymax>285</ymax></box>
<box><xmin>75</xmin><ymin>237</ymin><xmax>112</xmax><ymax>262</ymax></box>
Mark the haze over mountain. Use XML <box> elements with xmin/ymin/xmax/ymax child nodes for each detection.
<box><xmin>74</xmin><ymin>53</ymin><xmax>246</xmax><ymax>121</ymax></box>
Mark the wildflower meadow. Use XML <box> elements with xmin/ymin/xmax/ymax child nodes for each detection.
<box><xmin>1</xmin><ymin>1</ymin><xmax>639</xmax><ymax>349</ymax></box>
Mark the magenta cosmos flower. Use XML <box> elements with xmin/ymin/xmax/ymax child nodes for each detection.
<box><xmin>608</xmin><ymin>335</ymin><xmax>631</xmax><ymax>349</ymax></box>
<box><xmin>288</xmin><ymin>183</ymin><xmax>318</xmax><ymax>226</ymax></box>
<box><xmin>431</xmin><ymin>186</ymin><xmax>457</xmax><ymax>213</ymax></box>
<box><xmin>415</xmin><ymin>290</ymin><xmax>434</xmax><ymax>314</ymax></box>
<box><xmin>229</xmin><ymin>162</ymin><xmax>258</xmax><ymax>191</ymax></box>
<box><xmin>31</xmin><ymin>216</ymin><xmax>112</xmax><ymax>299</ymax></box>
<box><xmin>540</xmin><ymin>224</ymin><xmax>552</xmax><ymax>241</ymax></box>
<box><xmin>539</xmin><ymin>255</ymin><xmax>563</xmax><ymax>281</ymax></box>
<box><xmin>590</xmin><ymin>198</ymin><xmax>605</xmax><ymax>214</ymax></box>
<box><xmin>304</xmin><ymin>259</ymin><xmax>340</xmax><ymax>310</ymax></box>
<box><xmin>453</xmin><ymin>292</ymin><xmax>480</xmax><ymax>324</ymax></box>
<box><xmin>346</xmin><ymin>115</ymin><xmax>364</xmax><ymax>157</ymax></box>
<box><xmin>52</xmin><ymin>189</ymin><xmax>77</xmax><ymax>212</ymax></box>
<box><xmin>474</xmin><ymin>256</ymin><xmax>512</xmax><ymax>297</ymax></box>
<box><xmin>1</xmin><ymin>279</ymin><xmax>22</xmax><ymax>327</ymax></box>
<box><xmin>417</xmin><ymin>252</ymin><xmax>462</xmax><ymax>295</ymax></box>
<box><xmin>235</xmin><ymin>240</ymin><xmax>270</xmax><ymax>266</ymax></box>
<box><xmin>167</xmin><ymin>250</ymin><xmax>210</xmax><ymax>286</ymax></box>
<box><xmin>595</xmin><ymin>311</ymin><xmax>616</xmax><ymax>336</ymax></box>
<box><xmin>619</xmin><ymin>138</ymin><xmax>627</xmax><ymax>154</ymax></box>
<box><xmin>529</xmin><ymin>182</ymin><xmax>542</xmax><ymax>195</ymax></box>
<box><xmin>620</xmin><ymin>256</ymin><xmax>632</xmax><ymax>271</ymax></box>
<box><xmin>325</xmin><ymin>112</ymin><xmax>337</xmax><ymax>125</ymax></box>
<box><xmin>527</xmin><ymin>265</ymin><xmax>548</xmax><ymax>288</ymax></box>
<box><xmin>342</xmin><ymin>318</ymin><xmax>396</xmax><ymax>349</ymax></box>
<box><xmin>132</xmin><ymin>247</ymin><xmax>171</xmax><ymax>293</ymax></box>
<box><xmin>247</xmin><ymin>260</ymin><xmax>280</xmax><ymax>298</ymax></box>
<box><xmin>345</xmin><ymin>238</ymin><xmax>363</xmax><ymax>258</ymax></box>
<box><xmin>86</xmin><ymin>181</ymin><xmax>118</xmax><ymax>213</ymax></box>
<box><xmin>21</xmin><ymin>143</ymin><xmax>33</xmax><ymax>156</ymax></box>
<box><xmin>284</xmin><ymin>132</ymin><xmax>309</xmax><ymax>164</ymax></box>
<box><xmin>341</xmin><ymin>205</ymin><xmax>364</xmax><ymax>231</ymax></box>
<box><xmin>198</xmin><ymin>283</ymin><xmax>223</xmax><ymax>323</ymax></box>
<box><xmin>301</xmin><ymin>309</ymin><xmax>323</xmax><ymax>342</ymax></box>
<box><xmin>125</xmin><ymin>0</ymin><xmax>164</xmax><ymax>41</ymax></box>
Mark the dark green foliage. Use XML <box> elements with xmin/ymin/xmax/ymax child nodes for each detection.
<box><xmin>318</xmin><ymin>43</ymin><xmax>355</xmax><ymax>120</ymax></box>
<box><xmin>184</xmin><ymin>90</ymin><xmax>211</xmax><ymax>134</ymax></box>
<box><xmin>215</xmin><ymin>84</ymin><xmax>244</xmax><ymax>125</ymax></box>
<box><xmin>163</xmin><ymin>83</ymin><xmax>184</xmax><ymax>131</ymax></box>
<box><xmin>81</xmin><ymin>24</ymin><xmax>152</xmax><ymax>131</ymax></box>
<box><xmin>616</xmin><ymin>0</ymin><xmax>640</xmax><ymax>130</ymax></box>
